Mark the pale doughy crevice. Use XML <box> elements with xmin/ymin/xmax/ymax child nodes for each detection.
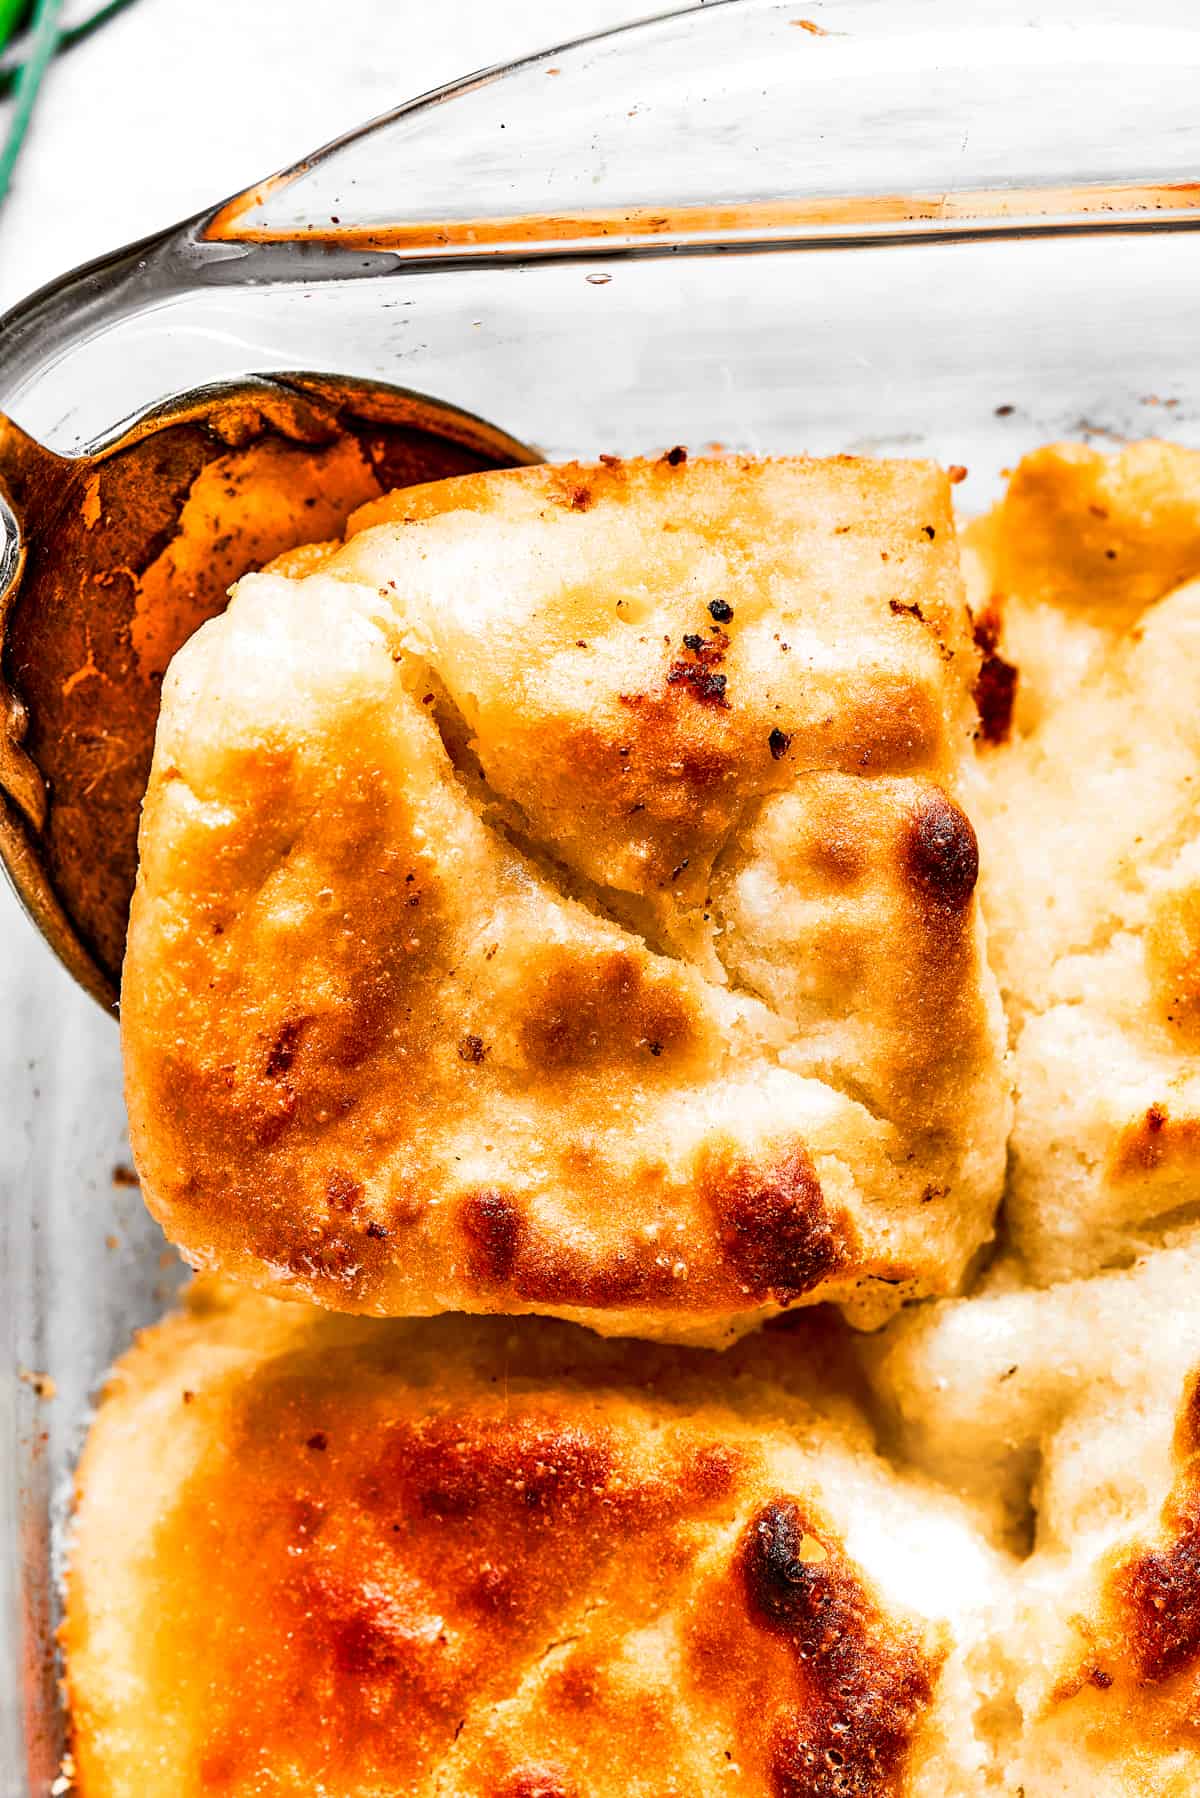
<box><xmin>424</xmin><ymin>666</ymin><xmax>703</xmax><ymax>970</ymax></box>
<box><xmin>402</xmin><ymin>635</ymin><xmax>759</xmax><ymax>989</ymax></box>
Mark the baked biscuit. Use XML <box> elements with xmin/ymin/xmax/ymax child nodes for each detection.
<box><xmin>967</xmin><ymin>441</ymin><xmax>1200</xmax><ymax>1281</ymax></box>
<box><xmin>867</xmin><ymin>1241</ymin><xmax>1200</xmax><ymax>1795</ymax></box>
<box><xmin>62</xmin><ymin>1280</ymin><xmax>1005</xmax><ymax>1798</ymax></box>
<box><xmin>121</xmin><ymin>456</ymin><xmax>1008</xmax><ymax>1342</ymax></box>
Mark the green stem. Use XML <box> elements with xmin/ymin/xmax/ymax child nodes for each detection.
<box><xmin>0</xmin><ymin>0</ymin><xmax>27</xmax><ymax>53</ymax></box>
<box><xmin>0</xmin><ymin>0</ymin><xmax>64</xmax><ymax>208</ymax></box>
<box><xmin>0</xmin><ymin>0</ymin><xmax>141</xmax><ymax>98</ymax></box>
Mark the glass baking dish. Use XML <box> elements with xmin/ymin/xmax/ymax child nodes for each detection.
<box><xmin>4</xmin><ymin>0</ymin><xmax>1200</xmax><ymax>1788</ymax></box>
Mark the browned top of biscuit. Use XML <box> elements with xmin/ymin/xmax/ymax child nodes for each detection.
<box><xmin>121</xmin><ymin>455</ymin><xmax>1007</xmax><ymax>1341</ymax></box>
<box><xmin>63</xmin><ymin>1284</ymin><xmax>978</xmax><ymax>1798</ymax></box>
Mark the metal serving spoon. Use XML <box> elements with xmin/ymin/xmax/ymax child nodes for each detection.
<box><xmin>0</xmin><ymin>375</ymin><xmax>535</xmax><ymax>1010</ymax></box>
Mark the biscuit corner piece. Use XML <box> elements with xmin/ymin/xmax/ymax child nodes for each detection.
<box><xmin>866</xmin><ymin>1239</ymin><xmax>1200</xmax><ymax>1794</ymax></box>
<box><xmin>62</xmin><ymin>1281</ymin><xmax>1000</xmax><ymax>1796</ymax></box>
<box><xmin>121</xmin><ymin>454</ymin><xmax>1009</xmax><ymax>1342</ymax></box>
<box><xmin>965</xmin><ymin>438</ymin><xmax>1200</xmax><ymax>1283</ymax></box>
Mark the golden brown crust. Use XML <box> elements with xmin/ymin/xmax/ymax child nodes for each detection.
<box><xmin>733</xmin><ymin>1499</ymin><xmax>942</xmax><ymax>1796</ymax></box>
<box><xmin>1099</xmin><ymin>1375</ymin><xmax>1200</xmax><ymax>1689</ymax></box>
<box><xmin>1023</xmin><ymin>1366</ymin><xmax>1200</xmax><ymax>1787</ymax></box>
<box><xmin>121</xmin><ymin>456</ymin><xmax>1008</xmax><ymax>1340</ymax></box>
<box><xmin>1148</xmin><ymin>883</ymin><xmax>1200</xmax><ymax>1043</ymax></box>
<box><xmin>969</xmin><ymin>605</ymin><xmax>1018</xmax><ymax>746</ymax></box>
<box><xmin>341</xmin><ymin>455</ymin><xmax>972</xmax><ymax>911</ymax></box>
<box><xmin>63</xmin><ymin>1284</ymin><xmax>988</xmax><ymax>1798</ymax></box>
<box><xmin>982</xmin><ymin>438</ymin><xmax>1200</xmax><ymax>616</ymax></box>
<box><xmin>704</xmin><ymin>1147</ymin><xmax>856</xmax><ymax>1307</ymax></box>
<box><xmin>1110</xmin><ymin>1104</ymin><xmax>1200</xmax><ymax>1183</ymax></box>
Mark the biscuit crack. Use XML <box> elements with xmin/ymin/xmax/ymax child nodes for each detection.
<box><xmin>436</xmin><ymin>1500</ymin><xmax>753</xmax><ymax>1779</ymax></box>
<box><xmin>416</xmin><ymin>665</ymin><xmax>685</xmax><ymax>958</ymax></box>
<box><xmin>417</xmin><ymin>661</ymin><xmax>807</xmax><ymax>1036</ymax></box>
